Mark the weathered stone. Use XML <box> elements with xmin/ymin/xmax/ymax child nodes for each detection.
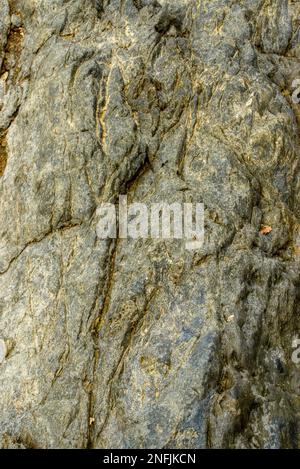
<box><xmin>0</xmin><ymin>0</ymin><xmax>300</xmax><ymax>449</ymax></box>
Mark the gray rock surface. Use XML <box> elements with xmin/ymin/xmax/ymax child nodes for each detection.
<box><xmin>0</xmin><ymin>0</ymin><xmax>300</xmax><ymax>448</ymax></box>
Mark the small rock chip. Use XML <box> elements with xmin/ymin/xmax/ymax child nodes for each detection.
<box><xmin>1</xmin><ymin>72</ymin><xmax>8</xmax><ymax>82</ymax></box>
<box><xmin>0</xmin><ymin>339</ymin><xmax>7</xmax><ymax>364</ymax></box>
<box><xmin>260</xmin><ymin>225</ymin><xmax>272</xmax><ymax>235</ymax></box>
<box><xmin>226</xmin><ymin>315</ymin><xmax>235</xmax><ymax>323</ymax></box>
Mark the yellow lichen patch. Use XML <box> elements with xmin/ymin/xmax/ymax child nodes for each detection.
<box><xmin>294</xmin><ymin>246</ymin><xmax>300</xmax><ymax>257</ymax></box>
<box><xmin>1</xmin><ymin>16</ymin><xmax>24</xmax><ymax>84</ymax></box>
<box><xmin>0</xmin><ymin>131</ymin><xmax>7</xmax><ymax>177</ymax></box>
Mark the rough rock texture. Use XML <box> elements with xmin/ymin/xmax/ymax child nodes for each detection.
<box><xmin>0</xmin><ymin>0</ymin><xmax>300</xmax><ymax>449</ymax></box>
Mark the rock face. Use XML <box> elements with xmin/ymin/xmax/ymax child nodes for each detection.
<box><xmin>0</xmin><ymin>0</ymin><xmax>300</xmax><ymax>449</ymax></box>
